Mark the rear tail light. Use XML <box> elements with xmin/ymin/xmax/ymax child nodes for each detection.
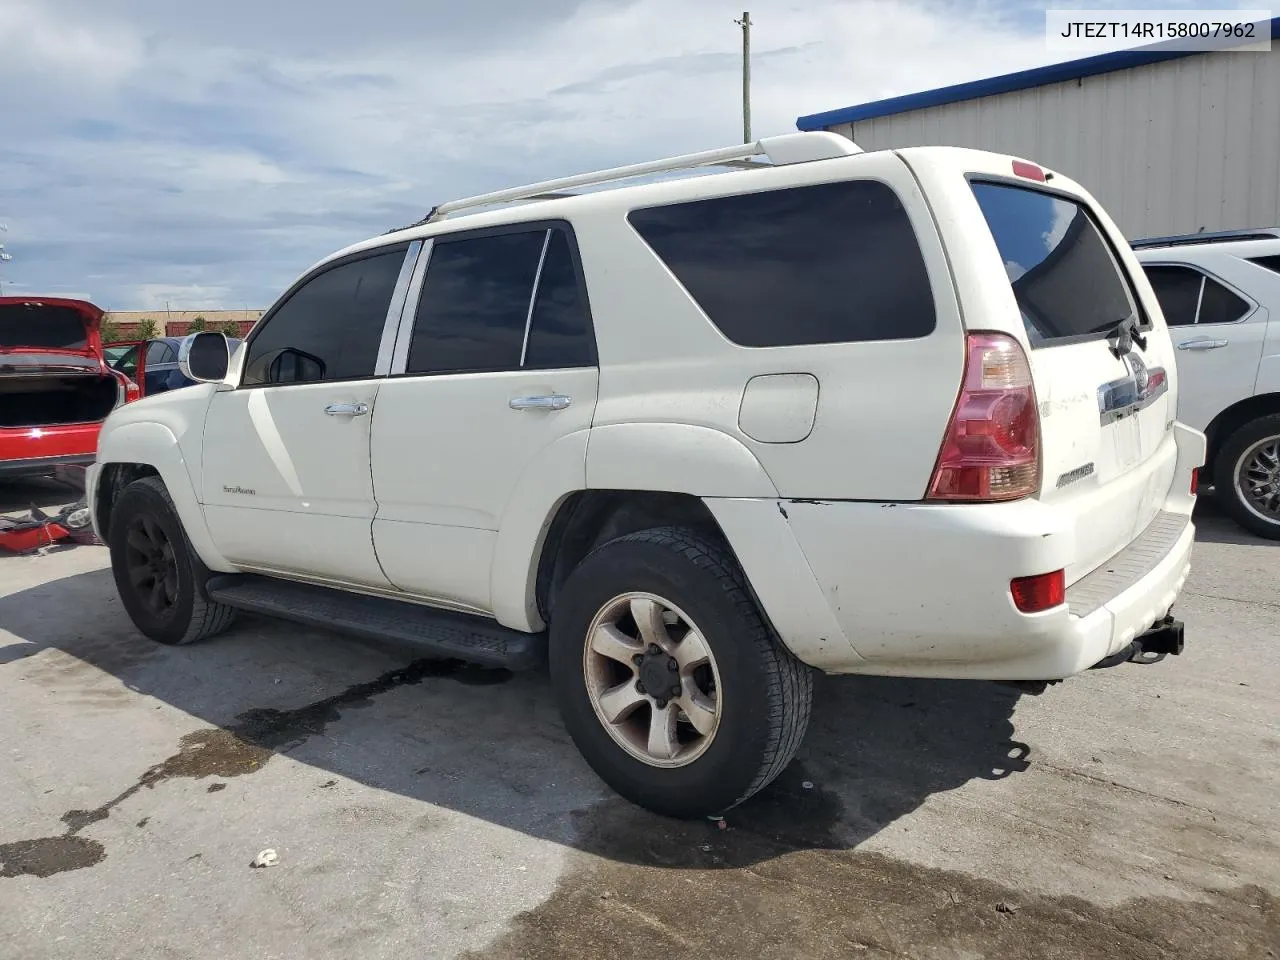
<box><xmin>928</xmin><ymin>332</ymin><xmax>1041</xmax><ymax>501</ymax></box>
<box><xmin>1011</xmin><ymin>570</ymin><xmax>1065</xmax><ymax>613</ymax></box>
<box><xmin>1190</xmin><ymin>468</ymin><xmax>1199</xmax><ymax>495</ymax></box>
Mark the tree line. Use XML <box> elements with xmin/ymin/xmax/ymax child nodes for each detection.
<box><xmin>100</xmin><ymin>315</ymin><xmax>244</xmax><ymax>342</ymax></box>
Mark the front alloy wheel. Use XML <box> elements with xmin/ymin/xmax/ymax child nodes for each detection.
<box><xmin>123</xmin><ymin>513</ymin><xmax>180</xmax><ymax>618</ymax></box>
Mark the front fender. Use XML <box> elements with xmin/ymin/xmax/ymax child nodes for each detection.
<box><xmin>94</xmin><ymin>420</ymin><xmax>235</xmax><ymax>572</ymax></box>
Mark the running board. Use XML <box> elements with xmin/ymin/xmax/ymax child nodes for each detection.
<box><xmin>205</xmin><ymin>574</ymin><xmax>546</xmax><ymax>670</ymax></box>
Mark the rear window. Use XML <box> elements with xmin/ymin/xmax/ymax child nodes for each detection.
<box><xmin>627</xmin><ymin>180</ymin><xmax>936</xmax><ymax>347</ymax></box>
<box><xmin>971</xmin><ymin>182</ymin><xmax>1140</xmax><ymax>348</ymax></box>
<box><xmin>0</xmin><ymin>305</ymin><xmax>90</xmax><ymax>350</ymax></box>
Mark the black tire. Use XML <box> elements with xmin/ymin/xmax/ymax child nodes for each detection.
<box><xmin>108</xmin><ymin>476</ymin><xmax>238</xmax><ymax>645</ymax></box>
<box><xmin>1213</xmin><ymin>413</ymin><xmax>1280</xmax><ymax>541</ymax></box>
<box><xmin>549</xmin><ymin>526</ymin><xmax>813</xmax><ymax>819</ymax></box>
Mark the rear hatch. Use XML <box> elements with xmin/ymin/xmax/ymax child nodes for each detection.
<box><xmin>964</xmin><ymin>174</ymin><xmax>1178</xmax><ymax>581</ymax></box>
<box><xmin>0</xmin><ymin>297</ymin><xmax>107</xmax><ymax>367</ymax></box>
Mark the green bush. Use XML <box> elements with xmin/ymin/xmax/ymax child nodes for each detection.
<box><xmin>187</xmin><ymin>315</ymin><xmax>207</xmax><ymax>333</ymax></box>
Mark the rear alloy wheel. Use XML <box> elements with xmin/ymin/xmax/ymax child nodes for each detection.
<box><xmin>109</xmin><ymin>476</ymin><xmax>238</xmax><ymax>645</ymax></box>
<box><xmin>1215</xmin><ymin>414</ymin><xmax>1280</xmax><ymax>541</ymax></box>
<box><xmin>583</xmin><ymin>592</ymin><xmax>723</xmax><ymax>769</ymax></box>
<box><xmin>550</xmin><ymin>526</ymin><xmax>813</xmax><ymax>819</ymax></box>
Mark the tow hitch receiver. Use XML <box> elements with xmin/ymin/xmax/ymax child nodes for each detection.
<box><xmin>1134</xmin><ymin>614</ymin><xmax>1185</xmax><ymax>657</ymax></box>
<box><xmin>1090</xmin><ymin>614</ymin><xmax>1186</xmax><ymax>669</ymax></box>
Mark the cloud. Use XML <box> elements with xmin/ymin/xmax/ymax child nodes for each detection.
<box><xmin>1042</xmin><ymin>201</ymin><xmax>1075</xmax><ymax>251</ymax></box>
<box><xmin>1</xmin><ymin>0</ymin><xmax>1084</xmax><ymax>309</ymax></box>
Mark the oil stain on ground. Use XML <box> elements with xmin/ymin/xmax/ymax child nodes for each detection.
<box><xmin>0</xmin><ymin>658</ymin><xmax>510</xmax><ymax>879</ymax></box>
<box><xmin>467</xmin><ymin>766</ymin><xmax>1279</xmax><ymax>960</ymax></box>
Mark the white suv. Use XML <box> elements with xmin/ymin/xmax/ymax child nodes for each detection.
<box><xmin>87</xmin><ymin>133</ymin><xmax>1204</xmax><ymax>818</ymax></box>
<box><xmin>1133</xmin><ymin>229</ymin><xmax>1280</xmax><ymax>539</ymax></box>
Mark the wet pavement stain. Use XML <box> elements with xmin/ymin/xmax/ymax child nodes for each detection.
<box><xmin>467</xmin><ymin>767</ymin><xmax>1279</xmax><ymax>960</ymax></box>
<box><xmin>0</xmin><ymin>836</ymin><xmax>105</xmax><ymax>879</ymax></box>
<box><xmin>0</xmin><ymin>657</ymin><xmax>510</xmax><ymax>879</ymax></box>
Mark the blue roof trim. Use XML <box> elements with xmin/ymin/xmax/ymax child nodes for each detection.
<box><xmin>797</xmin><ymin>17</ymin><xmax>1280</xmax><ymax>130</ymax></box>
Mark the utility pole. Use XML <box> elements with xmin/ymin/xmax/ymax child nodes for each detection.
<box><xmin>734</xmin><ymin>11</ymin><xmax>752</xmax><ymax>143</ymax></box>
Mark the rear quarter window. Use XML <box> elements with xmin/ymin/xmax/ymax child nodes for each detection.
<box><xmin>627</xmin><ymin>179</ymin><xmax>936</xmax><ymax>348</ymax></box>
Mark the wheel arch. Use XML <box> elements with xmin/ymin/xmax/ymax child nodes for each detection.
<box><xmin>1204</xmin><ymin>392</ymin><xmax>1280</xmax><ymax>473</ymax></box>
<box><xmin>94</xmin><ymin>421</ymin><xmax>236</xmax><ymax>572</ymax></box>
<box><xmin>488</xmin><ymin>423</ymin><xmax>778</xmax><ymax>633</ymax></box>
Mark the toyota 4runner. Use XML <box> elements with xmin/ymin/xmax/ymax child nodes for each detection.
<box><xmin>88</xmin><ymin>133</ymin><xmax>1205</xmax><ymax>818</ymax></box>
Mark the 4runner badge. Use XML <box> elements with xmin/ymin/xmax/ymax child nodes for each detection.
<box><xmin>223</xmin><ymin>485</ymin><xmax>256</xmax><ymax>496</ymax></box>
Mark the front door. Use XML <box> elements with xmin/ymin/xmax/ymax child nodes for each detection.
<box><xmin>1142</xmin><ymin>261</ymin><xmax>1268</xmax><ymax>433</ymax></box>
<box><xmin>201</xmin><ymin>243</ymin><xmax>417</xmax><ymax>588</ymax></box>
<box><xmin>371</xmin><ymin>224</ymin><xmax>599</xmax><ymax>613</ymax></box>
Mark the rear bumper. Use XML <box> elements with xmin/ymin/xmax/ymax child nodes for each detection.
<box><xmin>0</xmin><ymin>452</ymin><xmax>97</xmax><ymax>479</ymax></box>
<box><xmin>706</xmin><ymin>423</ymin><xmax>1205</xmax><ymax>681</ymax></box>
<box><xmin>0</xmin><ymin>423</ymin><xmax>102</xmax><ymax>478</ymax></box>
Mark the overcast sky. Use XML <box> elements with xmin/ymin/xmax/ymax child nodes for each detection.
<box><xmin>0</xmin><ymin>0</ymin><xmax>1253</xmax><ymax>309</ymax></box>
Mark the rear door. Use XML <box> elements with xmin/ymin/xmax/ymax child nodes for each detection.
<box><xmin>371</xmin><ymin>223</ymin><xmax>599</xmax><ymax>614</ymax></box>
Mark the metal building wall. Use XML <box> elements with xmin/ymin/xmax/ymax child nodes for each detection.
<box><xmin>825</xmin><ymin>49</ymin><xmax>1280</xmax><ymax>239</ymax></box>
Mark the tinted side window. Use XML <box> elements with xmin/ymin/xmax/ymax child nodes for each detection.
<box><xmin>1198</xmin><ymin>276</ymin><xmax>1251</xmax><ymax>325</ymax></box>
<box><xmin>407</xmin><ymin>232</ymin><xmax>546</xmax><ymax>374</ymax></box>
<box><xmin>1143</xmin><ymin>265</ymin><xmax>1202</xmax><ymax>326</ymax></box>
<box><xmin>243</xmin><ymin>247</ymin><xmax>407</xmax><ymax>386</ymax></box>
<box><xmin>1249</xmin><ymin>255</ymin><xmax>1280</xmax><ymax>275</ymax></box>
<box><xmin>524</xmin><ymin>229</ymin><xmax>595</xmax><ymax>368</ymax></box>
<box><xmin>628</xmin><ymin>180</ymin><xmax>935</xmax><ymax>347</ymax></box>
<box><xmin>146</xmin><ymin>341</ymin><xmax>177</xmax><ymax>364</ymax></box>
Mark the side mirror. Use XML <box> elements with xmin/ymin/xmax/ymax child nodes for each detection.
<box><xmin>178</xmin><ymin>332</ymin><xmax>230</xmax><ymax>383</ymax></box>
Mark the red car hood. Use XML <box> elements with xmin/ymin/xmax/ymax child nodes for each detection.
<box><xmin>0</xmin><ymin>297</ymin><xmax>108</xmax><ymax>373</ymax></box>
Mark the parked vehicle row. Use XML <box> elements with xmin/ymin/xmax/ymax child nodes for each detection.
<box><xmin>87</xmin><ymin>133</ymin><xmax>1202</xmax><ymax>818</ymax></box>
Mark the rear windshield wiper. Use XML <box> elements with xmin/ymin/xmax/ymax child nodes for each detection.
<box><xmin>1108</xmin><ymin>312</ymin><xmax>1147</xmax><ymax>358</ymax></box>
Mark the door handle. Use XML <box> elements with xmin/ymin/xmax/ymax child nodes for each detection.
<box><xmin>509</xmin><ymin>394</ymin><xmax>572</xmax><ymax>411</ymax></box>
<box><xmin>324</xmin><ymin>401</ymin><xmax>370</xmax><ymax>416</ymax></box>
<box><xmin>1176</xmin><ymin>339</ymin><xmax>1228</xmax><ymax>350</ymax></box>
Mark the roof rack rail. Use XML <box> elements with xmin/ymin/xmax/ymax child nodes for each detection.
<box><xmin>1130</xmin><ymin>227</ymin><xmax>1280</xmax><ymax>249</ymax></box>
<box><xmin>420</xmin><ymin>132</ymin><xmax>861</xmax><ymax>223</ymax></box>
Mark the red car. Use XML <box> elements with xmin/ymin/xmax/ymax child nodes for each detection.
<box><xmin>0</xmin><ymin>296</ymin><xmax>140</xmax><ymax>480</ymax></box>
